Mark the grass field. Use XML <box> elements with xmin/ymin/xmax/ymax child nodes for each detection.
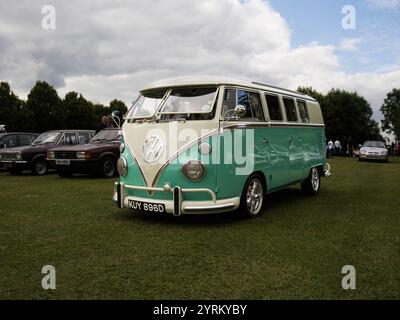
<box><xmin>0</xmin><ymin>157</ymin><xmax>399</xmax><ymax>300</ymax></box>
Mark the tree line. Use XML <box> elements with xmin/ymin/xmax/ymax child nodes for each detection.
<box><xmin>0</xmin><ymin>80</ymin><xmax>128</xmax><ymax>133</ymax></box>
<box><xmin>297</xmin><ymin>87</ymin><xmax>399</xmax><ymax>146</ymax></box>
<box><xmin>1</xmin><ymin>80</ymin><xmax>399</xmax><ymax>145</ymax></box>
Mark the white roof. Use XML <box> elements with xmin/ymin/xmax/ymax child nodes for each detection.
<box><xmin>141</xmin><ymin>75</ymin><xmax>316</xmax><ymax>101</ymax></box>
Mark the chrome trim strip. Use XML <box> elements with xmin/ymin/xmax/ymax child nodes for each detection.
<box><xmin>121</xmin><ymin>182</ymin><xmax>217</xmax><ymax>203</ymax></box>
<box><xmin>183</xmin><ymin>203</ymin><xmax>235</xmax><ymax>211</ymax></box>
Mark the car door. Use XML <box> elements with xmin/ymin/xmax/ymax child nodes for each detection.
<box><xmin>264</xmin><ymin>93</ymin><xmax>289</xmax><ymax>189</ymax></box>
<box><xmin>282</xmin><ymin>96</ymin><xmax>304</xmax><ymax>182</ymax></box>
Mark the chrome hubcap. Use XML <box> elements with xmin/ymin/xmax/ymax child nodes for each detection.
<box><xmin>246</xmin><ymin>179</ymin><xmax>263</xmax><ymax>215</ymax></box>
<box><xmin>311</xmin><ymin>168</ymin><xmax>319</xmax><ymax>191</ymax></box>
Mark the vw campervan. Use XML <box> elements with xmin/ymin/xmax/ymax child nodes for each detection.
<box><xmin>114</xmin><ymin>76</ymin><xmax>330</xmax><ymax>218</ymax></box>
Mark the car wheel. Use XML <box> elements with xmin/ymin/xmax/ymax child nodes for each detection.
<box><xmin>99</xmin><ymin>158</ymin><xmax>116</xmax><ymax>178</ymax></box>
<box><xmin>301</xmin><ymin>167</ymin><xmax>320</xmax><ymax>196</ymax></box>
<box><xmin>239</xmin><ymin>174</ymin><xmax>264</xmax><ymax>219</ymax></box>
<box><xmin>32</xmin><ymin>159</ymin><xmax>48</xmax><ymax>175</ymax></box>
<box><xmin>9</xmin><ymin>168</ymin><xmax>22</xmax><ymax>175</ymax></box>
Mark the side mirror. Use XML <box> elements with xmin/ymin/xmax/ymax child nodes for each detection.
<box><xmin>111</xmin><ymin>110</ymin><xmax>122</xmax><ymax>128</ymax></box>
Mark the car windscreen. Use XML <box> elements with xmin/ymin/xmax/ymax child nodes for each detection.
<box><xmin>363</xmin><ymin>141</ymin><xmax>386</xmax><ymax>148</ymax></box>
<box><xmin>90</xmin><ymin>130</ymin><xmax>121</xmax><ymax>143</ymax></box>
<box><xmin>33</xmin><ymin>132</ymin><xmax>60</xmax><ymax>145</ymax></box>
<box><xmin>159</xmin><ymin>87</ymin><xmax>217</xmax><ymax>116</ymax></box>
<box><xmin>126</xmin><ymin>89</ymin><xmax>168</xmax><ymax>119</ymax></box>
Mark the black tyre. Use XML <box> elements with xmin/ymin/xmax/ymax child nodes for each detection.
<box><xmin>239</xmin><ymin>174</ymin><xmax>265</xmax><ymax>219</ymax></box>
<box><xmin>32</xmin><ymin>158</ymin><xmax>48</xmax><ymax>175</ymax></box>
<box><xmin>99</xmin><ymin>158</ymin><xmax>116</xmax><ymax>178</ymax></box>
<box><xmin>301</xmin><ymin>167</ymin><xmax>320</xmax><ymax>195</ymax></box>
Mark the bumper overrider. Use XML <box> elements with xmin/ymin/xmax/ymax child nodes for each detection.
<box><xmin>113</xmin><ymin>182</ymin><xmax>240</xmax><ymax>216</ymax></box>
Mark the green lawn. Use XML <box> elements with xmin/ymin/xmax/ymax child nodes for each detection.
<box><xmin>0</xmin><ymin>157</ymin><xmax>399</xmax><ymax>299</ymax></box>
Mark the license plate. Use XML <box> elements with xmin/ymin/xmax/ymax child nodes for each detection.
<box><xmin>128</xmin><ymin>200</ymin><xmax>166</xmax><ymax>213</ymax></box>
<box><xmin>56</xmin><ymin>159</ymin><xmax>70</xmax><ymax>165</ymax></box>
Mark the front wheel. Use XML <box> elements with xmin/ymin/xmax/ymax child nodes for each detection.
<box><xmin>301</xmin><ymin>167</ymin><xmax>320</xmax><ymax>195</ymax></box>
<box><xmin>99</xmin><ymin>158</ymin><xmax>116</xmax><ymax>178</ymax></box>
<box><xmin>32</xmin><ymin>159</ymin><xmax>48</xmax><ymax>175</ymax></box>
<box><xmin>239</xmin><ymin>174</ymin><xmax>264</xmax><ymax>219</ymax></box>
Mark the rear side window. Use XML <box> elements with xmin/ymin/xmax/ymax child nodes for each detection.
<box><xmin>297</xmin><ymin>100</ymin><xmax>309</xmax><ymax>123</ymax></box>
<box><xmin>1</xmin><ymin>135</ymin><xmax>17</xmax><ymax>148</ymax></box>
<box><xmin>18</xmin><ymin>134</ymin><xmax>35</xmax><ymax>146</ymax></box>
<box><xmin>283</xmin><ymin>97</ymin><xmax>298</xmax><ymax>122</ymax></box>
<box><xmin>78</xmin><ymin>132</ymin><xmax>91</xmax><ymax>144</ymax></box>
<box><xmin>265</xmin><ymin>94</ymin><xmax>283</xmax><ymax>121</ymax></box>
<box><xmin>222</xmin><ymin>89</ymin><xmax>264</xmax><ymax>122</ymax></box>
<box><xmin>64</xmin><ymin>133</ymin><xmax>78</xmax><ymax>145</ymax></box>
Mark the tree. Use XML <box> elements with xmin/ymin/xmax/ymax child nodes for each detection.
<box><xmin>62</xmin><ymin>92</ymin><xmax>97</xmax><ymax>129</ymax></box>
<box><xmin>381</xmin><ymin>88</ymin><xmax>400</xmax><ymax>140</ymax></box>
<box><xmin>25</xmin><ymin>81</ymin><xmax>63</xmax><ymax>132</ymax></box>
<box><xmin>298</xmin><ymin>86</ymin><xmax>381</xmax><ymax>145</ymax></box>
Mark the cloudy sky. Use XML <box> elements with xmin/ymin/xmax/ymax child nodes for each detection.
<box><xmin>0</xmin><ymin>0</ymin><xmax>399</xmax><ymax>120</ymax></box>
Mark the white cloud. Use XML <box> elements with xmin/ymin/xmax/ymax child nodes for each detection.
<box><xmin>338</xmin><ymin>38</ymin><xmax>362</xmax><ymax>51</ymax></box>
<box><xmin>0</xmin><ymin>0</ymin><xmax>399</xmax><ymax>120</ymax></box>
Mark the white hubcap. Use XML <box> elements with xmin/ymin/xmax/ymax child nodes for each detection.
<box><xmin>311</xmin><ymin>168</ymin><xmax>319</xmax><ymax>191</ymax></box>
<box><xmin>246</xmin><ymin>179</ymin><xmax>263</xmax><ymax>215</ymax></box>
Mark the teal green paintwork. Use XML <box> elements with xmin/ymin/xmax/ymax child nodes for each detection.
<box><xmin>119</xmin><ymin>125</ymin><xmax>326</xmax><ymax>202</ymax></box>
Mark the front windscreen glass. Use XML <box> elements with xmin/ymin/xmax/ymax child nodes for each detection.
<box><xmin>159</xmin><ymin>87</ymin><xmax>217</xmax><ymax>115</ymax></box>
<box><xmin>126</xmin><ymin>89</ymin><xmax>167</xmax><ymax>119</ymax></box>
<box><xmin>33</xmin><ymin>132</ymin><xmax>60</xmax><ymax>145</ymax></box>
<box><xmin>363</xmin><ymin>141</ymin><xmax>386</xmax><ymax>148</ymax></box>
<box><xmin>90</xmin><ymin>130</ymin><xmax>121</xmax><ymax>143</ymax></box>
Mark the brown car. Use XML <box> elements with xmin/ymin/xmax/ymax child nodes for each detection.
<box><xmin>47</xmin><ymin>128</ymin><xmax>121</xmax><ymax>178</ymax></box>
<box><xmin>0</xmin><ymin>130</ymin><xmax>94</xmax><ymax>175</ymax></box>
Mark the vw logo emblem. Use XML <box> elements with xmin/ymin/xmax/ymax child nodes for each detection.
<box><xmin>143</xmin><ymin>136</ymin><xmax>164</xmax><ymax>163</ymax></box>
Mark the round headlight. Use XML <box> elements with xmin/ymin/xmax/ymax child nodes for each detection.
<box><xmin>199</xmin><ymin>143</ymin><xmax>212</xmax><ymax>155</ymax></box>
<box><xmin>117</xmin><ymin>157</ymin><xmax>128</xmax><ymax>177</ymax></box>
<box><xmin>182</xmin><ymin>160</ymin><xmax>206</xmax><ymax>181</ymax></box>
<box><xmin>120</xmin><ymin>142</ymin><xmax>125</xmax><ymax>153</ymax></box>
<box><xmin>48</xmin><ymin>151</ymin><xmax>55</xmax><ymax>159</ymax></box>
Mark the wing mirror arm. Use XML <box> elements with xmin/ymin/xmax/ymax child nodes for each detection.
<box><xmin>220</xmin><ymin>105</ymin><xmax>247</xmax><ymax>132</ymax></box>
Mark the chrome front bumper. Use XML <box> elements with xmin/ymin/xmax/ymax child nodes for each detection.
<box><xmin>113</xmin><ymin>182</ymin><xmax>240</xmax><ymax>216</ymax></box>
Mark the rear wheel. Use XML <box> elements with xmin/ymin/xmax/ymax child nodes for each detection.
<box><xmin>99</xmin><ymin>158</ymin><xmax>116</xmax><ymax>178</ymax></box>
<box><xmin>32</xmin><ymin>158</ymin><xmax>47</xmax><ymax>175</ymax></box>
<box><xmin>301</xmin><ymin>167</ymin><xmax>320</xmax><ymax>195</ymax></box>
<box><xmin>239</xmin><ymin>174</ymin><xmax>264</xmax><ymax>218</ymax></box>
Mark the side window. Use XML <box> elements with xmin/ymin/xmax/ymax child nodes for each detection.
<box><xmin>18</xmin><ymin>134</ymin><xmax>35</xmax><ymax>146</ymax></box>
<box><xmin>297</xmin><ymin>100</ymin><xmax>309</xmax><ymax>123</ymax></box>
<box><xmin>283</xmin><ymin>97</ymin><xmax>298</xmax><ymax>122</ymax></box>
<box><xmin>1</xmin><ymin>135</ymin><xmax>17</xmax><ymax>148</ymax></box>
<box><xmin>64</xmin><ymin>133</ymin><xmax>78</xmax><ymax>145</ymax></box>
<box><xmin>78</xmin><ymin>132</ymin><xmax>90</xmax><ymax>144</ymax></box>
<box><xmin>265</xmin><ymin>94</ymin><xmax>283</xmax><ymax>121</ymax></box>
<box><xmin>222</xmin><ymin>89</ymin><xmax>264</xmax><ymax>122</ymax></box>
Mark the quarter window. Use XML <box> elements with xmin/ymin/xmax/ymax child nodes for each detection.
<box><xmin>265</xmin><ymin>94</ymin><xmax>283</xmax><ymax>121</ymax></box>
<box><xmin>222</xmin><ymin>89</ymin><xmax>264</xmax><ymax>122</ymax></box>
<box><xmin>297</xmin><ymin>100</ymin><xmax>309</xmax><ymax>123</ymax></box>
<box><xmin>283</xmin><ymin>97</ymin><xmax>298</xmax><ymax>122</ymax></box>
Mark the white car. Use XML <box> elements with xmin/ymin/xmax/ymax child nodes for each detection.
<box><xmin>359</xmin><ymin>141</ymin><xmax>389</xmax><ymax>162</ymax></box>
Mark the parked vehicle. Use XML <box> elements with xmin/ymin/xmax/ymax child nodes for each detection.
<box><xmin>0</xmin><ymin>132</ymin><xmax>39</xmax><ymax>169</ymax></box>
<box><xmin>113</xmin><ymin>76</ymin><xmax>331</xmax><ymax>218</ymax></box>
<box><xmin>47</xmin><ymin>128</ymin><xmax>121</xmax><ymax>178</ymax></box>
<box><xmin>359</xmin><ymin>141</ymin><xmax>389</xmax><ymax>162</ymax></box>
<box><xmin>0</xmin><ymin>130</ymin><xmax>94</xmax><ymax>175</ymax></box>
